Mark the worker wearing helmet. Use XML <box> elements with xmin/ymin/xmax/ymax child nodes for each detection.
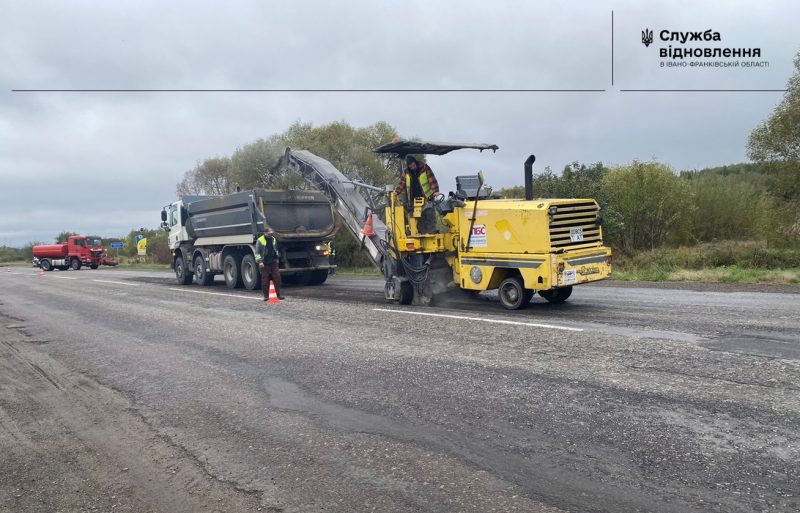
<box><xmin>394</xmin><ymin>155</ymin><xmax>440</xmax><ymax>233</ymax></box>
<box><xmin>255</xmin><ymin>228</ymin><xmax>284</xmax><ymax>300</ymax></box>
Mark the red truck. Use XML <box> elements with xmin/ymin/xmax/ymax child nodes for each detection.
<box><xmin>33</xmin><ymin>236</ymin><xmax>117</xmax><ymax>271</ymax></box>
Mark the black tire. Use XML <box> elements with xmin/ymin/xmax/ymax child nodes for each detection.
<box><xmin>194</xmin><ymin>254</ymin><xmax>213</xmax><ymax>286</ymax></box>
<box><xmin>70</xmin><ymin>258</ymin><xmax>82</xmax><ymax>271</ymax></box>
<box><xmin>89</xmin><ymin>264</ymin><xmax>98</xmax><ymax>270</ymax></box>
<box><xmin>498</xmin><ymin>276</ymin><xmax>532</xmax><ymax>310</ymax></box>
<box><xmin>241</xmin><ymin>254</ymin><xmax>261</xmax><ymax>291</ymax></box>
<box><xmin>305</xmin><ymin>269</ymin><xmax>329</xmax><ymax>286</ymax></box>
<box><xmin>174</xmin><ymin>255</ymin><xmax>193</xmax><ymax>285</ymax></box>
<box><xmin>539</xmin><ymin>286</ymin><xmax>573</xmax><ymax>304</ymax></box>
<box><xmin>223</xmin><ymin>254</ymin><xmax>243</xmax><ymax>289</ymax></box>
<box><xmin>294</xmin><ymin>271</ymin><xmax>312</xmax><ymax>285</ymax></box>
<box><xmin>41</xmin><ymin>259</ymin><xmax>52</xmax><ymax>272</ymax></box>
<box><xmin>399</xmin><ymin>281</ymin><xmax>414</xmax><ymax>305</ymax></box>
<box><xmin>281</xmin><ymin>273</ymin><xmax>300</xmax><ymax>285</ymax></box>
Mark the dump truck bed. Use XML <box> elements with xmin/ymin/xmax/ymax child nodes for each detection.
<box><xmin>184</xmin><ymin>189</ymin><xmax>337</xmax><ymax>242</ymax></box>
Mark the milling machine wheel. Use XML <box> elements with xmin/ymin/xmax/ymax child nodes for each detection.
<box><xmin>498</xmin><ymin>276</ymin><xmax>533</xmax><ymax>310</ymax></box>
<box><xmin>539</xmin><ymin>286</ymin><xmax>573</xmax><ymax>304</ymax></box>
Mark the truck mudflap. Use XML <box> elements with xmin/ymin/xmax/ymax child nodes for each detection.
<box><xmin>552</xmin><ymin>248</ymin><xmax>612</xmax><ymax>287</ymax></box>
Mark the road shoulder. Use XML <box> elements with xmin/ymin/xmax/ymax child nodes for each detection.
<box><xmin>0</xmin><ymin>312</ymin><xmax>264</xmax><ymax>513</ymax></box>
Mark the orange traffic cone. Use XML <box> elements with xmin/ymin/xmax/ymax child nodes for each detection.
<box><xmin>267</xmin><ymin>280</ymin><xmax>280</xmax><ymax>303</ymax></box>
<box><xmin>39</xmin><ymin>268</ymin><xmax>45</xmax><ymax>278</ymax></box>
<box><xmin>361</xmin><ymin>212</ymin><xmax>376</xmax><ymax>237</ymax></box>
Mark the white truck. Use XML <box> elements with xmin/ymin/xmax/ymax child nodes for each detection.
<box><xmin>161</xmin><ymin>189</ymin><xmax>338</xmax><ymax>290</ymax></box>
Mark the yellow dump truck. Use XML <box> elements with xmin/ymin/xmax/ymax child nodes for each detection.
<box><xmin>282</xmin><ymin>140</ymin><xmax>612</xmax><ymax>310</ymax></box>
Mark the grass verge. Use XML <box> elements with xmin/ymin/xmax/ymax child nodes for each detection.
<box><xmin>612</xmin><ymin>241</ymin><xmax>800</xmax><ymax>285</ymax></box>
<box><xmin>114</xmin><ymin>263</ymin><xmax>171</xmax><ymax>270</ymax></box>
<box><xmin>612</xmin><ymin>265</ymin><xmax>800</xmax><ymax>285</ymax></box>
<box><xmin>0</xmin><ymin>260</ymin><xmax>30</xmax><ymax>267</ymax></box>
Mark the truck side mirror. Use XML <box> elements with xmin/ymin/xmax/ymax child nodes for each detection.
<box><xmin>161</xmin><ymin>209</ymin><xmax>167</xmax><ymax>222</ymax></box>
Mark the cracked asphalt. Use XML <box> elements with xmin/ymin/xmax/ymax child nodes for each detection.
<box><xmin>1</xmin><ymin>267</ymin><xmax>799</xmax><ymax>512</ymax></box>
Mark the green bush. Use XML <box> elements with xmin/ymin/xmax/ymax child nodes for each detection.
<box><xmin>0</xmin><ymin>246</ymin><xmax>23</xmax><ymax>263</ymax></box>
<box><xmin>686</xmin><ymin>174</ymin><xmax>774</xmax><ymax>242</ymax></box>
<box><xmin>331</xmin><ymin>229</ymin><xmax>375</xmax><ymax>268</ymax></box>
<box><xmin>602</xmin><ymin>161</ymin><xmax>691</xmax><ymax>252</ymax></box>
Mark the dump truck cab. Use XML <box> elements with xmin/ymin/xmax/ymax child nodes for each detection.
<box><xmin>163</xmin><ymin>197</ymin><xmax>196</xmax><ymax>251</ymax></box>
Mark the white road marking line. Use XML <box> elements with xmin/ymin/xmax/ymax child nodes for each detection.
<box><xmin>51</xmin><ymin>275</ymin><xmax>77</xmax><ymax>280</ymax></box>
<box><xmin>92</xmin><ymin>279</ymin><xmax>139</xmax><ymax>287</ymax></box>
<box><xmin>167</xmin><ymin>287</ymin><xmax>263</xmax><ymax>300</ymax></box>
<box><xmin>373</xmin><ymin>308</ymin><xmax>583</xmax><ymax>332</ymax></box>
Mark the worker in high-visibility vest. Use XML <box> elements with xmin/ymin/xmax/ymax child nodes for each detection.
<box><xmin>327</xmin><ymin>240</ymin><xmax>336</xmax><ymax>275</ymax></box>
<box><xmin>394</xmin><ymin>155</ymin><xmax>440</xmax><ymax>233</ymax></box>
<box><xmin>255</xmin><ymin>228</ymin><xmax>284</xmax><ymax>300</ymax></box>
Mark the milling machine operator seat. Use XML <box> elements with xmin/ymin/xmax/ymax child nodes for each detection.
<box><xmin>455</xmin><ymin>175</ymin><xmax>491</xmax><ymax>200</ymax></box>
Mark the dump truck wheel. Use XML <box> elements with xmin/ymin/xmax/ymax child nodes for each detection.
<box><xmin>174</xmin><ymin>255</ymin><xmax>193</xmax><ymax>285</ymax></box>
<box><xmin>306</xmin><ymin>269</ymin><xmax>329</xmax><ymax>286</ymax></box>
<box><xmin>194</xmin><ymin>255</ymin><xmax>213</xmax><ymax>286</ymax></box>
<box><xmin>90</xmin><ymin>264</ymin><xmax>98</xmax><ymax>269</ymax></box>
<box><xmin>498</xmin><ymin>277</ymin><xmax>531</xmax><ymax>310</ymax></box>
<box><xmin>241</xmin><ymin>254</ymin><xmax>260</xmax><ymax>291</ymax></box>
<box><xmin>293</xmin><ymin>271</ymin><xmax>312</xmax><ymax>285</ymax></box>
<box><xmin>539</xmin><ymin>286</ymin><xmax>573</xmax><ymax>304</ymax></box>
<box><xmin>223</xmin><ymin>254</ymin><xmax>243</xmax><ymax>289</ymax></box>
<box><xmin>41</xmin><ymin>259</ymin><xmax>52</xmax><ymax>271</ymax></box>
<box><xmin>70</xmin><ymin>258</ymin><xmax>82</xmax><ymax>271</ymax></box>
<box><xmin>281</xmin><ymin>274</ymin><xmax>299</xmax><ymax>285</ymax></box>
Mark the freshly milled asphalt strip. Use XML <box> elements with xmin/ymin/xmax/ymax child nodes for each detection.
<box><xmin>92</xmin><ymin>279</ymin><xmax>139</xmax><ymax>286</ymax></box>
<box><xmin>167</xmin><ymin>287</ymin><xmax>263</xmax><ymax>300</ymax></box>
<box><xmin>373</xmin><ymin>307</ymin><xmax>583</xmax><ymax>332</ymax></box>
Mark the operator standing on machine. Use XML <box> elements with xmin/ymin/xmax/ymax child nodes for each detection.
<box><xmin>394</xmin><ymin>155</ymin><xmax>440</xmax><ymax>233</ymax></box>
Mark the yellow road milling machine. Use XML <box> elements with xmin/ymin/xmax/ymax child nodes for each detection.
<box><xmin>282</xmin><ymin>140</ymin><xmax>612</xmax><ymax>310</ymax></box>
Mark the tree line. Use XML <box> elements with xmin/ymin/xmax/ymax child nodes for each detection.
<box><xmin>498</xmin><ymin>159</ymin><xmax>797</xmax><ymax>254</ymax></box>
<box><xmin>4</xmin><ymin>53</ymin><xmax>797</xmax><ymax>266</ymax></box>
<box><xmin>497</xmin><ymin>52</ymin><xmax>799</xmax><ymax>254</ymax></box>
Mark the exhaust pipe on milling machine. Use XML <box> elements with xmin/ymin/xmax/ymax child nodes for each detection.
<box><xmin>524</xmin><ymin>154</ymin><xmax>536</xmax><ymax>200</ymax></box>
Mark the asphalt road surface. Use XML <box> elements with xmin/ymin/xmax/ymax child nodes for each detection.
<box><xmin>1</xmin><ymin>267</ymin><xmax>799</xmax><ymax>513</ymax></box>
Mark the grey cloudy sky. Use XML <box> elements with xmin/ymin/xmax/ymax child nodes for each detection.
<box><xmin>1</xmin><ymin>0</ymin><xmax>798</xmax><ymax>246</ymax></box>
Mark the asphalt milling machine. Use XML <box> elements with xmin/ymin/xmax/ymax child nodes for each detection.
<box><xmin>281</xmin><ymin>140</ymin><xmax>612</xmax><ymax>310</ymax></box>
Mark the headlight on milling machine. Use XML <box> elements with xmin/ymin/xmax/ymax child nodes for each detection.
<box><xmin>470</xmin><ymin>266</ymin><xmax>483</xmax><ymax>284</ymax></box>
